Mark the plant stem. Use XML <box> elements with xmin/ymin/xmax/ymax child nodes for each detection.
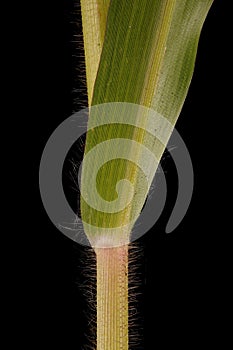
<box><xmin>95</xmin><ymin>245</ymin><xmax>128</xmax><ymax>350</ymax></box>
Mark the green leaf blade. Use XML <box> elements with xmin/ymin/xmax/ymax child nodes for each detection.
<box><xmin>80</xmin><ymin>0</ymin><xmax>213</xmax><ymax>247</ymax></box>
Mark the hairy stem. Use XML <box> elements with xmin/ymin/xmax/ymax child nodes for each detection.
<box><xmin>95</xmin><ymin>245</ymin><xmax>128</xmax><ymax>350</ymax></box>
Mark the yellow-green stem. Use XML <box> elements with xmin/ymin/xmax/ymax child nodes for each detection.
<box><xmin>95</xmin><ymin>245</ymin><xmax>128</xmax><ymax>350</ymax></box>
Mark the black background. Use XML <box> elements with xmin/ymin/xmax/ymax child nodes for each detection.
<box><xmin>29</xmin><ymin>0</ymin><xmax>226</xmax><ymax>348</ymax></box>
